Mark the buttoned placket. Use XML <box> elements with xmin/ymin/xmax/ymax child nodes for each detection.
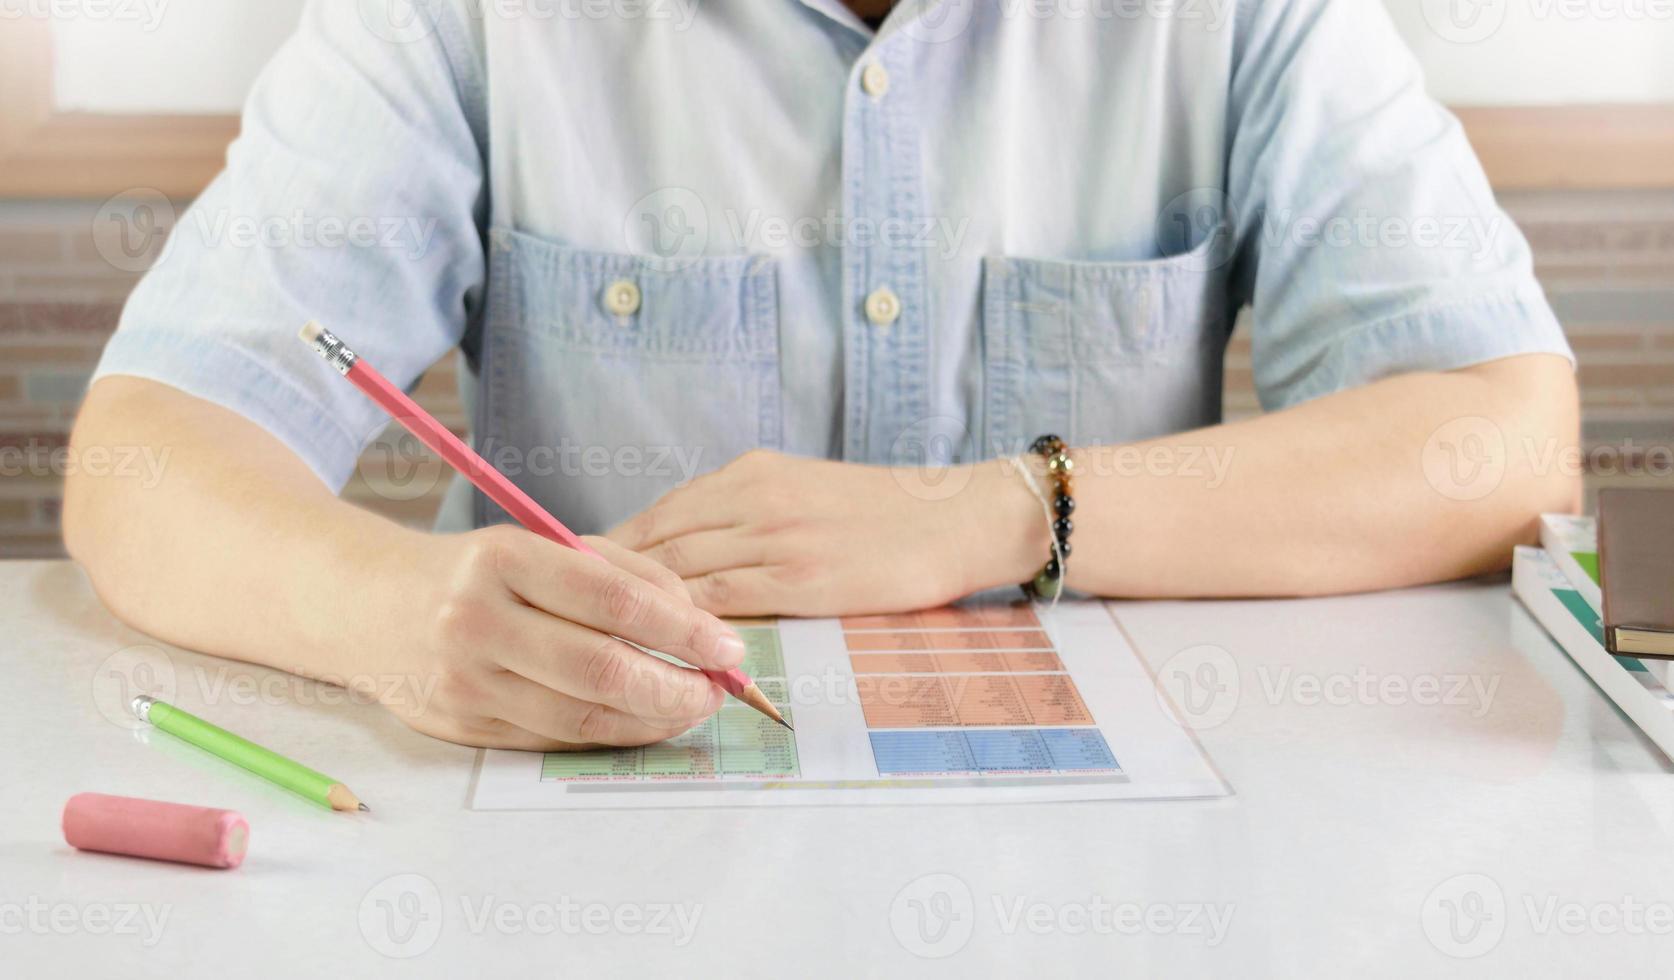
<box><xmin>840</xmin><ymin>37</ymin><xmax>933</xmax><ymax>464</ymax></box>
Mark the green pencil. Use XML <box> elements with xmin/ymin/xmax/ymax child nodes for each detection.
<box><xmin>131</xmin><ymin>695</ymin><xmax>368</xmax><ymax>812</ymax></box>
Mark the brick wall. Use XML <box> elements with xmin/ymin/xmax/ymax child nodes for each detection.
<box><xmin>0</xmin><ymin>198</ymin><xmax>472</xmax><ymax>557</ymax></box>
<box><xmin>2</xmin><ymin>190</ymin><xmax>1671</xmax><ymax>558</ymax></box>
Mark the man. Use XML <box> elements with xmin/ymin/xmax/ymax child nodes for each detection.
<box><xmin>65</xmin><ymin>0</ymin><xmax>1578</xmax><ymax>749</ymax></box>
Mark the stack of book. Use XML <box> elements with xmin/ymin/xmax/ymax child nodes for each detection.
<box><xmin>1513</xmin><ymin>508</ymin><xmax>1674</xmax><ymax>760</ymax></box>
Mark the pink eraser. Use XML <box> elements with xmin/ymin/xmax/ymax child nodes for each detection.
<box><xmin>62</xmin><ymin>793</ymin><xmax>249</xmax><ymax>869</ymax></box>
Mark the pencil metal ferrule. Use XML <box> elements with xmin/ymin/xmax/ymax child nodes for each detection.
<box><xmin>306</xmin><ymin>323</ymin><xmax>358</xmax><ymax>375</ymax></box>
<box><xmin>131</xmin><ymin>694</ymin><xmax>156</xmax><ymax>723</ymax></box>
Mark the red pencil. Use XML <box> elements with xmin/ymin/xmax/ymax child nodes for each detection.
<box><xmin>299</xmin><ymin>321</ymin><xmax>788</xmax><ymax>729</ymax></box>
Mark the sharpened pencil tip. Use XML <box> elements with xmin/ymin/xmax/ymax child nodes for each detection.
<box><xmin>777</xmin><ymin>717</ymin><xmax>794</xmax><ymax>732</ymax></box>
<box><xmin>358</xmin><ymin>803</ymin><xmax>370</xmax><ymax>812</ymax></box>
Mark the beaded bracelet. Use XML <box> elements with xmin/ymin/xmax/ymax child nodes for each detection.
<box><xmin>1019</xmin><ymin>434</ymin><xmax>1075</xmax><ymax>600</ymax></box>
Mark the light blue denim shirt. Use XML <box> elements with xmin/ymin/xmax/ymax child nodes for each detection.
<box><xmin>97</xmin><ymin>0</ymin><xmax>1572</xmax><ymax>534</ymax></box>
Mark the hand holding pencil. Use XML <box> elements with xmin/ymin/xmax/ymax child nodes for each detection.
<box><xmin>298</xmin><ymin>322</ymin><xmax>790</xmax><ymax>742</ymax></box>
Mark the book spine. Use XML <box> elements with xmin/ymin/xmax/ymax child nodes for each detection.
<box><xmin>1512</xmin><ymin>546</ymin><xmax>1674</xmax><ymax>763</ymax></box>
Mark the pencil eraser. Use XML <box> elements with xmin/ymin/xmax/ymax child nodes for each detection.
<box><xmin>62</xmin><ymin>793</ymin><xmax>249</xmax><ymax>869</ymax></box>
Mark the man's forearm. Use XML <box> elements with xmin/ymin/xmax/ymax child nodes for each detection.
<box><xmin>63</xmin><ymin>377</ymin><xmax>428</xmax><ymax>686</ymax></box>
<box><xmin>974</xmin><ymin>354</ymin><xmax>1581</xmax><ymax>599</ymax></box>
<box><xmin>65</xmin><ymin>377</ymin><xmax>755</xmax><ymax>749</ymax></box>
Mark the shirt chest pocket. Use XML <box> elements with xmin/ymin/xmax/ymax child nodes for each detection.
<box><xmin>475</xmin><ymin>227</ymin><xmax>781</xmax><ymax>532</ymax></box>
<box><xmin>981</xmin><ymin>233</ymin><xmax>1233</xmax><ymax>454</ymax></box>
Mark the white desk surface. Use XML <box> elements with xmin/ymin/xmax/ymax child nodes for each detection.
<box><xmin>5</xmin><ymin>560</ymin><xmax>1674</xmax><ymax>977</ymax></box>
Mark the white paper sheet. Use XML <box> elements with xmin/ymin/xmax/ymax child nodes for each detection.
<box><xmin>470</xmin><ymin>599</ymin><xmax>1227</xmax><ymax>808</ymax></box>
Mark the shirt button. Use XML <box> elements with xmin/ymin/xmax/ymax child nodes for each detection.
<box><xmin>603</xmin><ymin>279</ymin><xmax>641</xmax><ymax>318</ymax></box>
<box><xmin>864</xmin><ymin>286</ymin><xmax>901</xmax><ymax>327</ymax></box>
<box><xmin>861</xmin><ymin>62</ymin><xmax>890</xmax><ymax>98</ymax></box>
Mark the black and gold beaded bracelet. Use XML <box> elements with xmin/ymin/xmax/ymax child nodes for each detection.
<box><xmin>1021</xmin><ymin>434</ymin><xmax>1075</xmax><ymax>600</ymax></box>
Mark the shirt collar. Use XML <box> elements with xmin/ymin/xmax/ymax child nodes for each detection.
<box><xmin>790</xmin><ymin>0</ymin><xmax>956</xmax><ymax>41</ymax></box>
